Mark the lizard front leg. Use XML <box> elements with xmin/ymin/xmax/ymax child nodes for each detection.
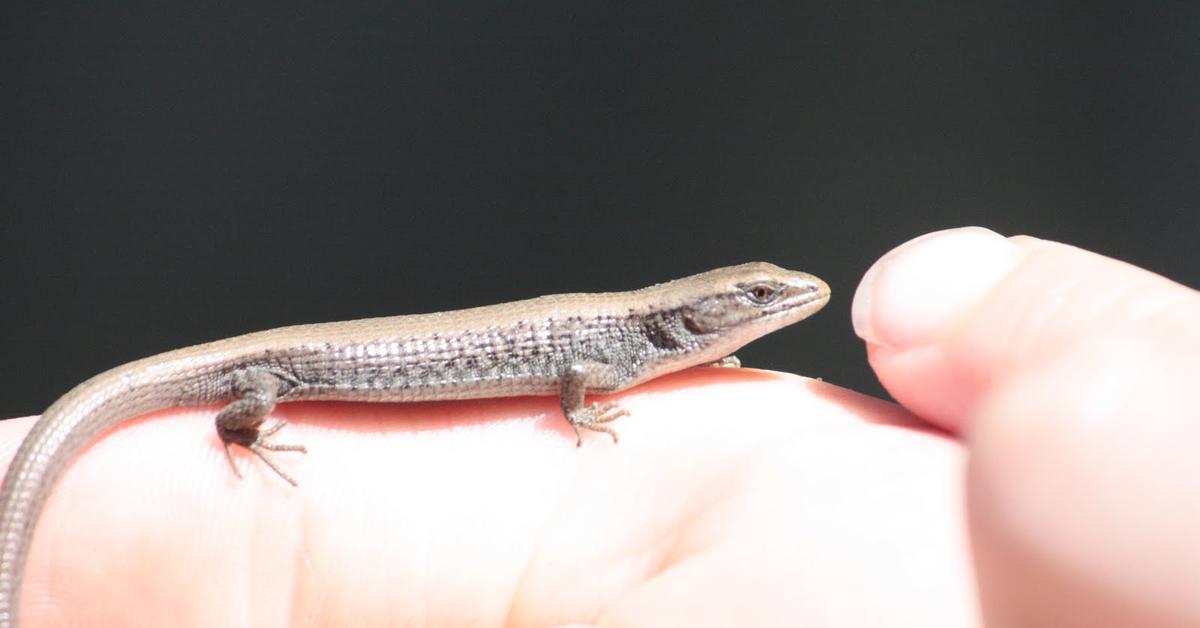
<box><xmin>559</xmin><ymin>362</ymin><xmax>630</xmax><ymax>446</ymax></box>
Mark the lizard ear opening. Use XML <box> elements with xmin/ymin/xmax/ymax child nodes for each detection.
<box><xmin>681</xmin><ymin>298</ymin><xmax>745</xmax><ymax>334</ymax></box>
<box><xmin>683</xmin><ymin>312</ymin><xmax>711</xmax><ymax>335</ymax></box>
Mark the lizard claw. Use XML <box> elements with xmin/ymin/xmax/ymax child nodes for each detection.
<box><xmin>221</xmin><ymin>419</ymin><xmax>307</xmax><ymax>486</ymax></box>
<box><xmin>568</xmin><ymin>401</ymin><xmax>630</xmax><ymax>446</ymax></box>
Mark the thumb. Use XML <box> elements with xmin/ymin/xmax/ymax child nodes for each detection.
<box><xmin>853</xmin><ymin>227</ymin><xmax>1200</xmax><ymax>627</ymax></box>
<box><xmin>851</xmin><ymin>227</ymin><xmax>1197</xmax><ymax>433</ymax></box>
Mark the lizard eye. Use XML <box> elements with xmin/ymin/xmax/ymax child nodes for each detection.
<box><xmin>742</xmin><ymin>282</ymin><xmax>781</xmax><ymax>305</ymax></box>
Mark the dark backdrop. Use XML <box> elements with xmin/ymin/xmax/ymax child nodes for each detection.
<box><xmin>3</xmin><ymin>3</ymin><xmax>1197</xmax><ymax>416</ymax></box>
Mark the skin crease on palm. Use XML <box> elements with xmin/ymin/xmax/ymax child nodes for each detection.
<box><xmin>1</xmin><ymin>227</ymin><xmax>1197</xmax><ymax>627</ymax></box>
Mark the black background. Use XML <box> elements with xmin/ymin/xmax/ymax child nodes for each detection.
<box><xmin>3</xmin><ymin>3</ymin><xmax>1197</xmax><ymax>416</ymax></box>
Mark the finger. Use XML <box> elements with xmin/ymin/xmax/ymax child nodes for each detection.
<box><xmin>851</xmin><ymin>226</ymin><xmax>1199</xmax><ymax>432</ymax></box>
<box><xmin>968</xmin><ymin>332</ymin><xmax>1200</xmax><ymax>627</ymax></box>
<box><xmin>852</xmin><ymin>226</ymin><xmax>1200</xmax><ymax>626</ymax></box>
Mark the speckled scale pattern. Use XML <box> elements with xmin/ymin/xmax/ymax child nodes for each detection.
<box><xmin>274</xmin><ymin>312</ymin><xmax>655</xmax><ymax>402</ymax></box>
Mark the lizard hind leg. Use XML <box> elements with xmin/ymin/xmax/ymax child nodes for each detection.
<box><xmin>216</xmin><ymin>369</ymin><xmax>308</xmax><ymax>486</ymax></box>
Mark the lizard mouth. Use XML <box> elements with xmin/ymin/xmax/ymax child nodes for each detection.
<box><xmin>764</xmin><ymin>275</ymin><xmax>831</xmax><ymax>318</ymax></box>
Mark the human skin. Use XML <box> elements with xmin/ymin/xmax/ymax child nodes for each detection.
<box><xmin>1</xmin><ymin>226</ymin><xmax>1196</xmax><ymax>626</ymax></box>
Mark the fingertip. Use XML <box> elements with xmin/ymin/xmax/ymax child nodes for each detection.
<box><xmin>852</xmin><ymin>227</ymin><xmax>1025</xmax><ymax>429</ymax></box>
<box><xmin>855</xmin><ymin>226</ymin><xmax>1198</xmax><ymax>432</ymax></box>
<box><xmin>852</xmin><ymin>227</ymin><xmax>1024</xmax><ymax>350</ymax></box>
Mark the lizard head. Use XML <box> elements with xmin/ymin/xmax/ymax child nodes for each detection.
<box><xmin>621</xmin><ymin>262</ymin><xmax>830</xmax><ymax>381</ymax></box>
<box><xmin>674</xmin><ymin>262</ymin><xmax>830</xmax><ymax>342</ymax></box>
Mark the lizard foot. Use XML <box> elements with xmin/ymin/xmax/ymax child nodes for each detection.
<box><xmin>221</xmin><ymin>419</ymin><xmax>308</xmax><ymax>486</ymax></box>
<box><xmin>568</xmin><ymin>402</ymin><xmax>630</xmax><ymax>446</ymax></box>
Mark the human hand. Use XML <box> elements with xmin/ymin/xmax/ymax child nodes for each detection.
<box><xmin>854</xmin><ymin>227</ymin><xmax>1200</xmax><ymax>627</ymax></box>
<box><xmin>0</xmin><ymin>366</ymin><xmax>971</xmax><ymax>626</ymax></box>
